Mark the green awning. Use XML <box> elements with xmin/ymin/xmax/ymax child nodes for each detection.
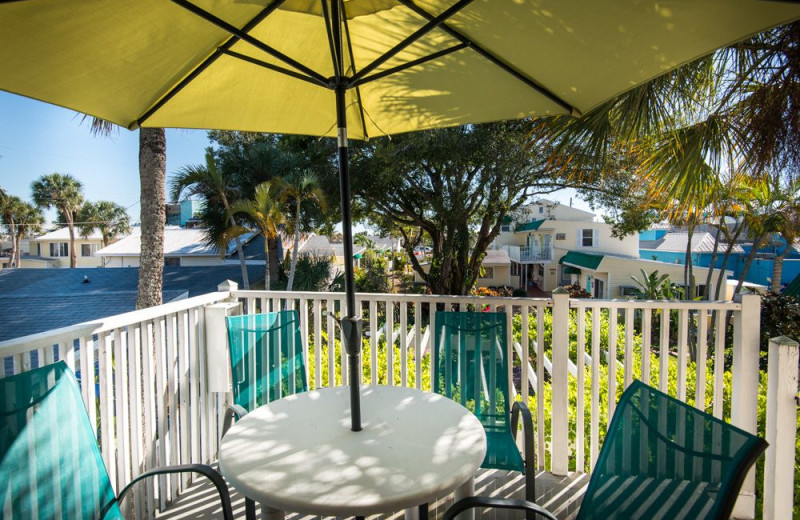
<box><xmin>559</xmin><ymin>251</ymin><xmax>604</xmax><ymax>270</ymax></box>
<box><xmin>785</xmin><ymin>272</ymin><xmax>800</xmax><ymax>297</ymax></box>
<box><xmin>563</xmin><ymin>266</ymin><xmax>581</xmax><ymax>275</ymax></box>
<box><xmin>501</xmin><ymin>215</ymin><xmax>512</xmax><ymax>224</ymax></box>
<box><xmin>515</xmin><ymin>219</ymin><xmax>545</xmax><ymax>232</ymax></box>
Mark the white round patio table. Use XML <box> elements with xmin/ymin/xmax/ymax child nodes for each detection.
<box><xmin>219</xmin><ymin>385</ymin><xmax>487</xmax><ymax>517</ymax></box>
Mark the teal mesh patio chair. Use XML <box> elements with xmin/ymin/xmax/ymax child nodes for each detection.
<box><xmin>0</xmin><ymin>361</ymin><xmax>233</xmax><ymax>520</ymax></box>
<box><xmin>224</xmin><ymin>310</ymin><xmax>308</xmax><ymax>520</ymax></box>
<box><xmin>433</xmin><ymin>311</ymin><xmax>535</xmax><ymax>503</ymax></box>
<box><xmin>223</xmin><ymin>310</ymin><xmax>308</xmax><ymax>431</ymax></box>
<box><xmin>443</xmin><ymin>379</ymin><xmax>768</xmax><ymax>520</ymax></box>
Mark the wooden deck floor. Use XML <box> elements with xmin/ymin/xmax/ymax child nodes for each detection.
<box><xmin>157</xmin><ymin>469</ymin><xmax>590</xmax><ymax>520</ymax></box>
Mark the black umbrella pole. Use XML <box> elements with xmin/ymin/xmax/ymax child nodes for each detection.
<box><xmin>335</xmin><ymin>83</ymin><xmax>363</xmax><ymax>432</ymax></box>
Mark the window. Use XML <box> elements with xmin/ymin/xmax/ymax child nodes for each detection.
<box><xmin>49</xmin><ymin>242</ymin><xmax>68</xmax><ymax>257</ymax></box>
<box><xmin>510</xmin><ymin>262</ymin><xmax>519</xmax><ymax>276</ymax></box>
<box><xmin>81</xmin><ymin>244</ymin><xmax>98</xmax><ymax>257</ymax></box>
<box><xmin>480</xmin><ymin>267</ymin><xmax>494</xmax><ymax>279</ymax></box>
<box><xmin>556</xmin><ymin>233</ymin><xmax>566</xmax><ymax>240</ymax></box>
<box><xmin>619</xmin><ymin>286</ymin><xmax>639</xmax><ymax>297</ymax></box>
<box><xmin>501</xmin><ymin>223</ymin><xmax>511</xmax><ymax>232</ymax></box>
<box><xmin>164</xmin><ymin>257</ymin><xmax>181</xmax><ymax>267</ymax></box>
<box><xmin>538</xmin><ymin>206</ymin><xmax>544</xmax><ymax>214</ymax></box>
<box><xmin>580</xmin><ymin>229</ymin><xmax>596</xmax><ymax>247</ymax></box>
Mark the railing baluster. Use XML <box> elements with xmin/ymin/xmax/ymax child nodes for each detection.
<box><xmin>387</xmin><ymin>300</ymin><xmax>395</xmax><ymax>386</ymax></box>
<box><xmin>536</xmin><ymin>305</ymin><xmax>545</xmax><ymax>470</ymax></box>
<box><xmin>642</xmin><ymin>308</ymin><xmax>651</xmax><ymax>386</ymax></box>
<box><xmin>677</xmin><ymin>308</ymin><xmax>689</xmax><ymax>402</ymax></box>
<box><xmin>576</xmin><ymin>307</ymin><xmax>586</xmax><ymax>473</ymax></box>
<box><xmin>400</xmin><ymin>301</ymin><xmax>408</xmax><ymax>387</ymax></box>
<box><xmin>590</xmin><ymin>305</ymin><xmax>601</xmax><ymax>471</ymax></box>
<box><xmin>696</xmin><ymin>309</ymin><xmax>708</xmax><ymax>410</ymax></box>
<box><xmin>113</xmin><ymin>328</ymin><xmax>131</xmax><ymax>492</ymax></box>
<box><xmin>713</xmin><ymin>313</ymin><xmax>726</xmax><ymax>419</ymax></box>
<box><xmin>607</xmin><ymin>307</ymin><xmax>617</xmax><ymax>421</ymax></box>
<box><xmin>414</xmin><ymin>300</ymin><xmax>422</xmax><ymax>389</ymax></box>
<box><xmin>177</xmin><ymin>311</ymin><xmax>191</xmax><ymax>490</ymax></box>
<box><xmin>98</xmin><ymin>332</ymin><xmax>115</xmax><ymax>484</ymax></box>
<box><xmin>326</xmin><ymin>298</ymin><xmax>335</xmax><ymax>387</ymax></box>
<box><xmin>370</xmin><ymin>300</ymin><xmax>378</xmax><ymax>385</ymax></box>
<box><xmin>624</xmin><ymin>307</ymin><xmax>634</xmax><ymax>388</ymax></box>
<box><xmin>659</xmin><ymin>307</ymin><xmax>670</xmax><ymax>393</ymax></box>
<box><xmin>314</xmin><ymin>298</ymin><xmax>322</xmax><ymax>389</ymax></box>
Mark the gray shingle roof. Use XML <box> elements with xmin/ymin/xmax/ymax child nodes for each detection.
<box><xmin>0</xmin><ymin>265</ymin><xmax>261</xmax><ymax>342</ymax></box>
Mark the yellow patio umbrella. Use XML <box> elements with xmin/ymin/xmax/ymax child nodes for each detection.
<box><xmin>2</xmin><ymin>0</ymin><xmax>799</xmax><ymax>430</ymax></box>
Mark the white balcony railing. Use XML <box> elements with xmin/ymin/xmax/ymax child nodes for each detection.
<box><xmin>0</xmin><ymin>288</ymin><xmax>795</xmax><ymax>519</ymax></box>
<box><xmin>519</xmin><ymin>245</ymin><xmax>552</xmax><ymax>263</ymax></box>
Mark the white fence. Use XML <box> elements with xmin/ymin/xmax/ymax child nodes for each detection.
<box><xmin>0</xmin><ymin>289</ymin><xmax>795</xmax><ymax>519</ymax></box>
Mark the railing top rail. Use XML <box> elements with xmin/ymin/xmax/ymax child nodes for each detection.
<box><xmin>569</xmin><ymin>298</ymin><xmax>742</xmax><ymax>310</ymax></box>
<box><xmin>231</xmin><ymin>290</ymin><xmax>553</xmax><ymax>306</ymax></box>
<box><xmin>0</xmin><ymin>291</ymin><xmax>232</xmax><ymax>355</ymax></box>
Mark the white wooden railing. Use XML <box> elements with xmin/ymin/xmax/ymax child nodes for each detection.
<box><xmin>0</xmin><ymin>287</ymin><xmax>795</xmax><ymax>519</ymax></box>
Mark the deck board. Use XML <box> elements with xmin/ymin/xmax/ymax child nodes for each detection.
<box><xmin>157</xmin><ymin>469</ymin><xmax>588</xmax><ymax>520</ymax></box>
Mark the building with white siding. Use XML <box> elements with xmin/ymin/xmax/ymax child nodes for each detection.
<box><xmin>493</xmin><ymin>200</ymin><xmax>728</xmax><ymax>298</ymax></box>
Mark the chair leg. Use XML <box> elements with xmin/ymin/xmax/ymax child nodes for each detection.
<box><xmin>245</xmin><ymin>497</ymin><xmax>256</xmax><ymax>520</ymax></box>
<box><xmin>419</xmin><ymin>502</ymin><xmax>429</xmax><ymax>520</ymax></box>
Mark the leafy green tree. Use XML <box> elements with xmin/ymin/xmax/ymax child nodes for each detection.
<box><xmin>226</xmin><ymin>181</ymin><xmax>285</xmax><ymax>289</ymax></box>
<box><xmin>274</xmin><ymin>172</ymin><xmax>327</xmax><ymax>292</ymax></box>
<box><xmin>351</xmin><ymin>121</ymin><xmax>556</xmax><ymax>295</ymax></box>
<box><xmin>353</xmin><ymin>232</ymin><xmax>376</xmax><ymax>250</ymax></box>
<box><xmin>171</xmin><ymin>148</ymin><xmax>250</xmax><ymax>289</ymax></box>
<box><xmin>31</xmin><ymin>173</ymin><xmax>84</xmax><ymax>268</ymax></box>
<box><xmin>77</xmin><ymin>200</ymin><xmax>131</xmax><ymax>248</ymax></box>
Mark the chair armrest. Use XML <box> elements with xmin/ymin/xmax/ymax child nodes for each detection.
<box><xmin>511</xmin><ymin>400</ymin><xmax>536</xmax><ymax>502</ymax></box>
<box><xmin>114</xmin><ymin>463</ymin><xmax>234</xmax><ymax>520</ymax></box>
<box><xmin>222</xmin><ymin>404</ymin><xmax>249</xmax><ymax>436</ymax></box>
<box><xmin>443</xmin><ymin>497</ymin><xmax>557</xmax><ymax>520</ymax></box>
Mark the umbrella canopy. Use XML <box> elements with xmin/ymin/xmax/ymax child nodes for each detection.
<box><xmin>3</xmin><ymin>0</ymin><xmax>799</xmax><ymax>432</ymax></box>
<box><xmin>2</xmin><ymin>0</ymin><xmax>799</xmax><ymax>138</ymax></box>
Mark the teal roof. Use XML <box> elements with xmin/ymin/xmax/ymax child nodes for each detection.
<box><xmin>515</xmin><ymin>219</ymin><xmax>545</xmax><ymax>232</ymax></box>
<box><xmin>501</xmin><ymin>215</ymin><xmax>512</xmax><ymax>224</ymax></box>
<box><xmin>559</xmin><ymin>251</ymin><xmax>604</xmax><ymax>270</ymax></box>
<box><xmin>785</xmin><ymin>272</ymin><xmax>800</xmax><ymax>298</ymax></box>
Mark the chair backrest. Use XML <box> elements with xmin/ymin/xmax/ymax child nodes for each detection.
<box><xmin>433</xmin><ymin>311</ymin><xmax>511</xmax><ymax>432</ymax></box>
<box><xmin>0</xmin><ymin>361</ymin><xmax>124</xmax><ymax>519</ymax></box>
<box><xmin>577</xmin><ymin>380</ymin><xmax>768</xmax><ymax>520</ymax></box>
<box><xmin>226</xmin><ymin>310</ymin><xmax>308</xmax><ymax>412</ymax></box>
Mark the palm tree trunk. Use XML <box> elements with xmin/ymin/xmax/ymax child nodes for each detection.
<box><xmin>704</xmin><ymin>227</ymin><xmax>721</xmax><ymax>300</ymax></box>
<box><xmin>65</xmin><ymin>210</ymin><xmax>77</xmax><ymax>268</ymax></box>
<box><xmin>268</xmin><ymin>237</ymin><xmax>280</xmax><ymax>285</ymax></box>
<box><xmin>735</xmin><ymin>233</ymin><xmax>766</xmax><ymax>296</ymax></box>
<box><xmin>229</xmin><ymin>216</ymin><xmax>250</xmax><ymax>290</ymax></box>
<box><xmin>714</xmin><ymin>226</ymin><xmax>744</xmax><ymax>300</ymax></box>
<box><xmin>14</xmin><ymin>228</ymin><xmax>22</xmax><ymax>268</ymax></box>
<box><xmin>136</xmin><ymin>127</ymin><xmax>166</xmax><ymax>310</ymax></box>
<box><xmin>264</xmin><ymin>239</ymin><xmax>271</xmax><ymax>290</ymax></box>
<box><xmin>286</xmin><ymin>202</ymin><xmax>302</xmax><ymax>292</ymax></box>
<box><xmin>7</xmin><ymin>216</ymin><xmax>16</xmax><ymax>268</ymax></box>
<box><xmin>771</xmin><ymin>249</ymin><xmax>788</xmax><ymax>293</ymax></box>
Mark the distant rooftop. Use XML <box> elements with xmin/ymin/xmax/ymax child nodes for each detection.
<box><xmin>32</xmin><ymin>227</ymin><xmax>104</xmax><ymax>241</ymax></box>
<box><xmin>0</xmin><ymin>266</ymin><xmax>260</xmax><ymax>342</ymax></box>
<box><xmin>640</xmin><ymin>232</ymin><xmax>745</xmax><ymax>254</ymax></box>
<box><xmin>95</xmin><ymin>226</ymin><xmax>253</xmax><ymax>257</ymax></box>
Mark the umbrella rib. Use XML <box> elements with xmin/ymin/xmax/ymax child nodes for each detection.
<box><xmin>349</xmin><ymin>0</ymin><xmax>476</xmax><ymax>85</ymax></box>
<box><xmin>341</xmin><ymin>3</ymin><xmax>369</xmax><ymax>139</ymax></box>
<box><xmin>351</xmin><ymin>43</ymin><xmax>469</xmax><ymax>88</ymax></box>
<box><xmin>136</xmin><ymin>0</ymin><xmax>289</xmax><ymax>128</ymax></box>
<box><xmin>222</xmin><ymin>50</ymin><xmax>328</xmax><ymax>87</ymax></box>
<box><xmin>169</xmin><ymin>0</ymin><xmax>328</xmax><ymax>85</ymax></box>
<box><xmin>396</xmin><ymin>0</ymin><xmax>580</xmax><ymax>116</ymax></box>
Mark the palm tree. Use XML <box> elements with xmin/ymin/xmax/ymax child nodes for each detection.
<box><xmin>274</xmin><ymin>173</ymin><xmax>327</xmax><ymax>292</ymax></box>
<box><xmin>735</xmin><ymin>176</ymin><xmax>792</xmax><ymax>295</ymax></box>
<box><xmin>136</xmin><ymin>127</ymin><xmax>167</xmax><ymax>309</ymax></box>
<box><xmin>769</xmin><ymin>182</ymin><xmax>800</xmax><ymax>292</ymax></box>
<box><xmin>226</xmin><ymin>182</ymin><xmax>285</xmax><ymax>289</ymax></box>
<box><xmin>11</xmin><ymin>202</ymin><xmax>43</xmax><ymax>267</ymax></box>
<box><xmin>78</xmin><ymin>200</ymin><xmax>131</xmax><ymax>247</ymax></box>
<box><xmin>31</xmin><ymin>173</ymin><xmax>84</xmax><ymax>268</ymax></box>
<box><xmin>86</xmin><ymin>116</ymin><xmax>166</xmax><ymax>309</ymax></box>
<box><xmin>171</xmin><ymin>148</ymin><xmax>250</xmax><ymax>289</ymax></box>
<box><xmin>1</xmin><ymin>195</ymin><xmax>24</xmax><ymax>267</ymax></box>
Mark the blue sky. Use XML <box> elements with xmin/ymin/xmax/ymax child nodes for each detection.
<box><xmin>0</xmin><ymin>90</ymin><xmax>596</xmax><ymax>226</ymax></box>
